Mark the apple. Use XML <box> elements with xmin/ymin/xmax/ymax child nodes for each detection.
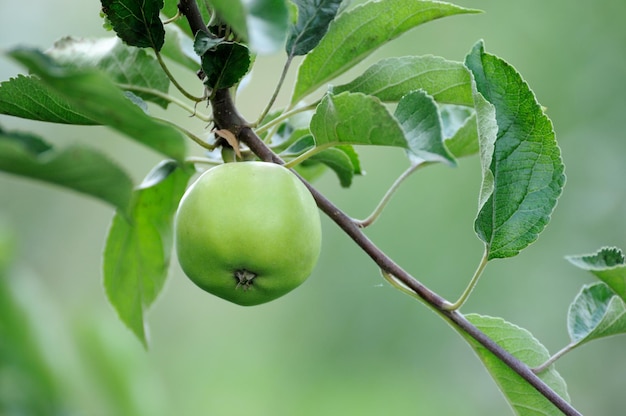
<box><xmin>175</xmin><ymin>161</ymin><xmax>322</xmax><ymax>305</ymax></box>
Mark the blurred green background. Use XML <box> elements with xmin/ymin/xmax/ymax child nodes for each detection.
<box><xmin>1</xmin><ymin>0</ymin><xmax>625</xmax><ymax>415</ymax></box>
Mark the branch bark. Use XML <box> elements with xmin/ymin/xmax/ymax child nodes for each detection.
<box><xmin>179</xmin><ymin>2</ymin><xmax>581</xmax><ymax>415</ymax></box>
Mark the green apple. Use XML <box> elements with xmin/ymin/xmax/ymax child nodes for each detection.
<box><xmin>175</xmin><ymin>161</ymin><xmax>322</xmax><ymax>306</ymax></box>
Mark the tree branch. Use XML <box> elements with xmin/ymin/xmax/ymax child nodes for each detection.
<box><xmin>236</xmin><ymin>108</ymin><xmax>581</xmax><ymax>416</ymax></box>
<box><xmin>179</xmin><ymin>2</ymin><xmax>581</xmax><ymax>415</ymax></box>
<box><xmin>178</xmin><ymin>0</ymin><xmax>209</xmax><ymax>36</ymax></box>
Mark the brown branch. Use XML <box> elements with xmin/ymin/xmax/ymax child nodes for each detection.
<box><xmin>178</xmin><ymin>0</ymin><xmax>208</xmax><ymax>35</ymax></box>
<box><xmin>178</xmin><ymin>2</ymin><xmax>581</xmax><ymax>415</ymax></box>
<box><xmin>237</xmin><ymin>115</ymin><xmax>580</xmax><ymax>416</ymax></box>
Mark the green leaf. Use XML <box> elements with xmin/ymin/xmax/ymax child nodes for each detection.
<box><xmin>336</xmin><ymin>144</ymin><xmax>362</xmax><ymax>174</ymax></box>
<box><xmin>566</xmin><ymin>247</ymin><xmax>626</xmax><ymax>302</ymax></box>
<box><xmin>199</xmin><ymin>40</ymin><xmax>252</xmax><ymax>90</ymax></box>
<box><xmin>8</xmin><ymin>48</ymin><xmax>187</xmax><ymax>162</ymax></box>
<box><xmin>309</xmin><ymin>92</ymin><xmax>407</xmax><ymax>150</ymax></box>
<box><xmin>394</xmin><ymin>90</ymin><xmax>455</xmax><ymax>166</ymax></box>
<box><xmin>464</xmin><ymin>314</ymin><xmax>570</xmax><ymax>416</ymax></box>
<box><xmin>333</xmin><ymin>56</ymin><xmax>473</xmax><ymax>106</ymax></box>
<box><xmin>567</xmin><ymin>282</ymin><xmax>626</xmax><ymax>346</ymax></box>
<box><xmin>440</xmin><ymin>105</ymin><xmax>478</xmax><ymax>159</ymax></box>
<box><xmin>0</xmin><ymin>75</ymin><xmax>98</xmax><ymax>125</ymax></box>
<box><xmin>286</xmin><ymin>0</ymin><xmax>343</xmax><ymax>56</ymax></box>
<box><xmin>101</xmin><ymin>0</ymin><xmax>165</xmax><ymax>51</ymax></box>
<box><xmin>103</xmin><ymin>161</ymin><xmax>193</xmax><ymax>347</ymax></box>
<box><xmin>309</xmin><ymin>91</ymin><xmax>449</xmax><ymax>178</ymax></box>
<box><xmin>0</xmin><ymin>128</ymin><xmax>133</xmax><ymax>213</ymax></box>
<box><xmin>282</xmin><ymin>134</ymin><xmax>361</xmax><ymax>187</ymax></box>
<box><xmin>193</xmin><ymin>32</ymin><xmax>224</xmax><ymax>56</ymax></box>
<box><xmin>470</xmin><ymin>81</ymin><xmax>498</xmax><ymax>210</ymax></box>
<box><xmin>309</xmin><ymin>145</ymin><xmax>360</xmax><ymax>187</ymax></box>
<box><xmin>47</xmin><ymin>37</ymin><xmax>171</xmax><ymax>108</ymax></box>
<box><xmin>291</xmin><ymin>0</ymin><xmax>479</xmax><ymax>103</ymax></box>
<box><xmin>281</xmin><ymin>133</ymin><xmax>316</xmax><ymax>155</ymax></box>
<box><xmin>466</xmin><ymin>41</ymin><xmax>565</xmax><ymax>260</ymax></box>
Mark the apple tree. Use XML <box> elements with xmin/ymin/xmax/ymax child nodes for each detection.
<box><xmin>1</xmin><ymin>0</ymin><xmax>625</xmax><ymax>415</ymax></box>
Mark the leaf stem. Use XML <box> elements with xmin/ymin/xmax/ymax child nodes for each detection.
<box><xmin>255</xmin><ymin>102</ymin><xmax>319</xmax><ymax>136</ymax></box>
<box><xmin>185</xmin><ymin>156</ymin><xmax>221</xmax><ymax>166</ymax></box>
<box><xmin>380</xmin><ymin>269</ymin><xmax>425</xmax><ymax>302</ymax></box>
<box><xmin>255</xmin><ymin>55</ymin><xmax>294</xmax><ymax>127</ymax></box>
<box><xmin>533</xmin><ymin>342</ymin><xmax>577</xmax><ymax>374</ymax></box>
<box><xmin>444</xmin><ymin>249</ymin><xmax>490</xmax><ymax>311</ymax></box>
<box><xmin>117</xmin><ymin>84</ymin><xmax>212</xmax><ymax>121</ymax></box>
<box><xmin>154</xmin><ymin>117</ymin><xmax>215</xmax><ymax>151</ymax></box>
<box><xmin>155</xmin><ymin>51</ymin><xmax>205</xmax><ymax>103</ymax></box>
<box><xmin>163</xmin><ymin>10</ymin><xmax>182</xmax><ymax>25</ymax></box>
<box><xmin>283</xmin><ymin>144</ymin><xmax>330</xmax><ymax>169</ymax></box>
<box><xmin>353</xmin><ymin>162</ymin><xmax>426</xmax><ymax>228</ymax></box>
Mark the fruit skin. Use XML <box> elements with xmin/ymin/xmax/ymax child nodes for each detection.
<box><xmin>175</xmin><ymin>161</ymin><xmax>322</xmax><ymax>306</ymax></box>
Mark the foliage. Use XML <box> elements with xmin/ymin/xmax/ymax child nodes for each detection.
<box><xmin>0</xmin><ymin>0</ymin><xmax>623</xmax><ymax>415</ymax></box>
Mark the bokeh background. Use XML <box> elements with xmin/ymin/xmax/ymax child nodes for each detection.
<box><xmin>1</xmin><ymin>0</ymin><xmax>625</xmax><ymax>414</ymax></box>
